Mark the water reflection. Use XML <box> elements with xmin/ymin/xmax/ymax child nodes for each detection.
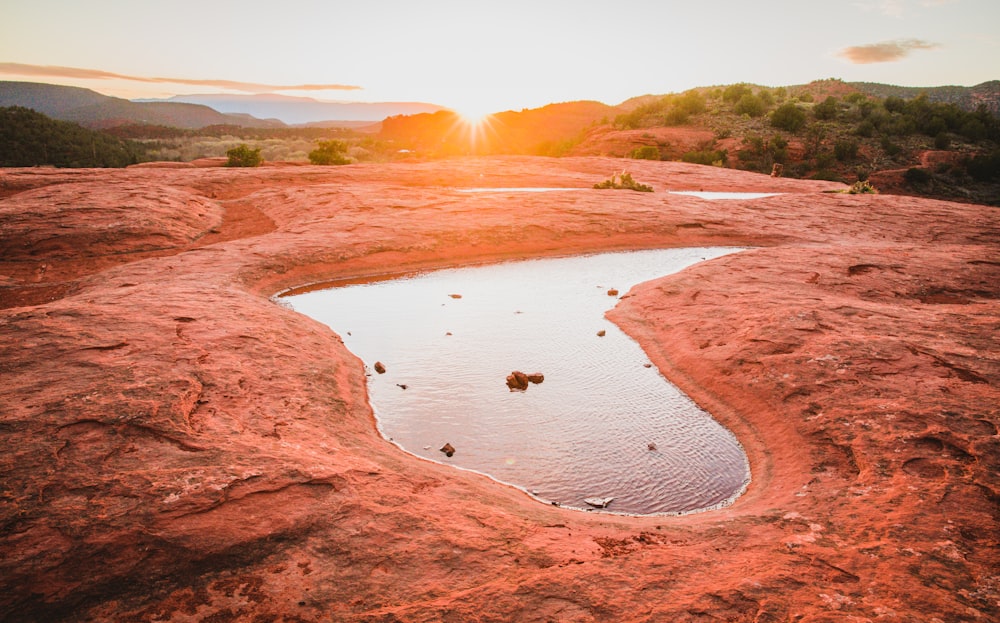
<box><xmin>669</xmin><ymin>191</ymin><xmax>782</xmax><ymax>200</ymax></box>
<box><xmin>284</xmin><ymin>248</ymin><xmax>750</xmax><ymax>515</ymax></box>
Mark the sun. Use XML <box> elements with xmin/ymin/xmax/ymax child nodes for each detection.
<box><xmin>446</xmin><ymin>102</ymin><xmax>501</xmax><ymax>152</ymax></box>
<box><xmin>450</xmin><ymin>104</ymin><xmax>495</xmax><ymax>129</ymax></box>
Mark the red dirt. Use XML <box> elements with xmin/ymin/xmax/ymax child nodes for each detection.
<box><xmin>1</xmin><ymin>156</ymin><xmax>997</xmax><ymax>622</ymax></box>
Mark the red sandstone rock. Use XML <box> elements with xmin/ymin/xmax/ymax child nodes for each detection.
<box><xmin>506</xmin><ymin>370</ymin><xmax>530</xmax><ymax>391</ymax></box>
<box><xmin>0</xmin><ymin>156</ymin><xmax>997</xmax><ymax>622</ymax></box>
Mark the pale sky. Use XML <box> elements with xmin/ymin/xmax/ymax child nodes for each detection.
<box><xmin>1</xmin><ymin>0</ymin><xmax>998</xmax><ymax>118</ymax></box>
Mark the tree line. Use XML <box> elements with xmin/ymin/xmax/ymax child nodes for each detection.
<box><xmin>0</xmin><ymin>106</ymin><xmax>141</xmax><ymax>167</ymax></box>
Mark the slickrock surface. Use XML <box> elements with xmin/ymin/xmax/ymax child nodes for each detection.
<box><xmin>1</xmin><ymin>157</ymin><xmax>997</xmax><ymax>622</ymax></box>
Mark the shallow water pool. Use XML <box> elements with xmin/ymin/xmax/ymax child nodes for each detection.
<box><xmin>283</xmin><ymin>248</ymin><xmax>750</xmax><ymax>515</ymax></box>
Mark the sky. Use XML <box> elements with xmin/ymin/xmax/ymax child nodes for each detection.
<box><xmin>1</xmin><ymin>0</ymin><xmax>998</xmax><ymax>118</ymax></box>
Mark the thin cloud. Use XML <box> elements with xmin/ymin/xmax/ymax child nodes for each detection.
<box><xmin>837</xmin><ymin>39</ymin><xmax>940</xmax><ymax>64</ymax></box>
<box><xmin>0</xmin><ymin>63</ymin><xmax>362</xmax><ymax>92</ymax></box>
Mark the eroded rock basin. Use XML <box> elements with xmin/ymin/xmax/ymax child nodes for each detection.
<box><xmin>285</xmin><ymin>248</ymin><xmax>750</xmax><ymax>514</ymax></box>
<box><xmin>1</xmin><ymin>157</ymin><xmax>997</xmax><ymax>622</ymax></box>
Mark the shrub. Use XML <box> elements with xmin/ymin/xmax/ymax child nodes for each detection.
<box><xmin>664</xmin><ymin>108</ymin><xmax>690</xmax><ymax>125</ymax></box>
<box><xmin>811</xmin><ymin>170</ymin><xmax>842</xmax><ymax>182</ymax></box>
<box><xmin>813</xmin><ymin>96</ymin><xmax>839</xmax><ymax>121</ymax></box>
<box><xmin>966</xmin><ymin>150</ymin><xmax>1000</xmax><ymax>181</ymax></box>
<box><xmin>884</xmin><ymin>96</ymin><xmax>906</xmax><ymax>113</ymax></box>
<box><xmin>225</xmin><ymin>143</ymin><xmax>262</xmax><ymax>167</ymax></box>
<box><xmin>734</xmin><ymin>93</ymin><xmax>767</xmax><ymax>117</ymax></box>
<box><xmin>770</xmin><ymin>102</ymin><xmax>806</xmax><ymax>132</ymax></box>
<box><xmin>815</xmin><ymin>152</ymin><xmax>837</xmax><ymax>170</ymax></box>
<box><xmin>904</xmin><ymin>167</ymin><xmax>932</xmax><ymax>185</ymax></box>
<box><xmin>934</xmin><ymin>132</ymin><xmax>950</xmax><ymax>150</ymax></box>
<box><xmin>309</xmin><ymin>139</ymin><xmax>351</xmax><ymax>165</ymax></box>
<box><xmin>922</xmin><ymin>116</ymin><xmax>948</xmax><ymax>137</ymax></box>
<box><xmin>593</xmin><ymin>171</ymin><xmax>654</xmax><ymax>192</ymax></box>
<box><xmin>959</xmin><ymin>118</ymin><xmax>987</xmax><ymax>141</ymax></box>
<box><xmin>834</xmin><ymin>139</ymin><xmax>859</xmax><ymax>162</ymax></box>
<box><xmin>880</xmin><ymin>136</ymin><xmax>902</xmax><ymax>157</ymax></box>
<box><xmin>629</xmin><ymin>145</ymin><xmax>661</xmax><ymax>160</ymax></box>
<box><xmin>846</xmin><ymin>180</ymin><xmax>878</xmax><ymax>194</ymax></box>
<box><xmin>675</xmin><ymin>90</ymin><xmax>706</xmax><ymax>115</ymax></box>
<box><xmin>681</xmin><ymin>149</ymin><xmax>728</xmax><ymax>166</ymax></box>
<box><xmin>855</xmin><ymin>120</ymin><xmax>876</xmax><ymax>138</ymax></box>
<box><xmin>722</xmin><ymin>83</ymin><xmax>753</xmax><ymax>103</ymax></box>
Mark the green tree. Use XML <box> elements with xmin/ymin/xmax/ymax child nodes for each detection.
<box><xmin>813</xmin><ymin>96</ymin><xmax>839</xmax><ymax>121</ymax></box>
<box><xmin>309</xmin><ymin>139</ymin><xmax>351</xmax><ymax>165</ymax></box>
<box><xmin>734</xmin><ymin>93</ymin><xmax>766</xmax><ymax>117</ymax></box>
<box><xmin>770</xmin><ymin>102</ymin><xmax>806</xmax><ymax>132</ymax></box>
<box><xmin>722</xmin><ymin>83</ymin><xmax>753</xmax><ymax>103</ymax></box>
<box><xmin>225</xmin><ymin>143</ymin><xmax>263</xmax><ymax>167</ymax></box>
<box><xmin>884</xmin><ymin>96</ymin><xmax>906</xmax><ymax>113</ymax></box>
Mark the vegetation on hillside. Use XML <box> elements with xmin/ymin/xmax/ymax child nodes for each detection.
<box><xmin>0</xmin><ymin>106</ymin><xmax>140</xmax><ymax>167</ymax></box>
<box><xmin>587</xmin><ymin>80</ymin><xmax>999</xmax><ymax>203</ymax></box>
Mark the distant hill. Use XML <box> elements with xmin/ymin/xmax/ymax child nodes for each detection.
<box><xmin>849</xmin><ymin>80</ymin><xmax>1000</xmax><ymax>115</ymax></box>
<box><xmin>148</xmin><ymin>93</ymin><xmax>447</xmax><ymax>125</ymax></box>
<box><xmin>0</xmin><ymin>106</ymin><xmax>139</xmax><ymax>167</ymax></box>
<box><xmin>0</xmin><ymin>82</ymin><xmax>284</xmax><ymax>129</ymax></box>
<box><xmin>380</xmin><ymin>100</ymin><xmax>617</xmax><ymax>156</ymax></box>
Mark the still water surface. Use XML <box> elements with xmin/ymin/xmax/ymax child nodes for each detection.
<box><xmin>284</xmin><ymin>249</ymin><xmax>751</xmax><ymax>515</ymax></box>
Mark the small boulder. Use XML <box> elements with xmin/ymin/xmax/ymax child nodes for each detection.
<box><xmin>440</xmin><ymin>443</ymin><xmax>455</xmax><ymax>457</ymax></box>
<box><xmin>597</xmin><ymin>330</ymin><xmax>606</xmax><ymax>337</ymax></box>
<box><xmin>607</xmin><ymin>289</ymin><xmax>619</xmax><ymax>297</ymax></box>
<box><xmin>584</xmin><ymin>497</ymin><xmax>614</xmax><ymax>509</ymax></box>
<box><xmin>449</xmin><ymin>293</ymin><xmax>462</xmax><ymax>299</ymax></box>
<box><xmin>373</xmin><ymin>361</ymin><xmax>386</xmax><ymax>374</ymax></box>
<box><xmin>508</xmin><ymin>371</ymin><xmax>544</xmax><ymax>390</ymax></box>
<box><xmin>506</xmin><ymin>371</ymin><xmax>529</xmax><ymax>391</ymax></box>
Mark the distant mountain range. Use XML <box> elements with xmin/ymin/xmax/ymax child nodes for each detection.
<box><xmin>141</xmin><ymin>94</ymin><xmax>446</xmax><ymax>125</ymax></box>
<box><xmin>0</xmin><ymin>81</ymin><xmax>284</xmax><ymax>129</ymax></box>
<box><xmin>0</xmin><ymin>82</ymin><xmax>447</xmax><ymax>129</ymax></box>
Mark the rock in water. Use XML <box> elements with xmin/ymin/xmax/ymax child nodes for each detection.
<box><xmin>440</xmin><ymin>443</ymin><xmax>455</xmax><ymax>457</ymax></box>
<box><xmin>507</xmin><ymin>371</ymin><xmax>544</xmax><ymax>390</ymax></box>
<box><xmin>607</xmin><ymin>289</ymin><xmax>619</xmax><ymax>297</ymax></box>
<box><xmin>374</xmin><ymin>361</ymin><xmax>386</xmax><ymax>374</ymax></box>
<box><xmin>584</xmin><ymin>497</ymin><xmax>614</xmax><ymax>509</ymax></box>
<box><xmin>506</xmin><ymin>371</ymin><xmax>529</xmax><ymax>391</ymax></box>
